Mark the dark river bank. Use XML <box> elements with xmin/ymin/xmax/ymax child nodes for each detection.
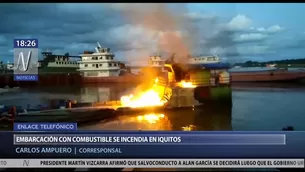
<box><xmin>1</xmin><ymin>83</ymin><xmax>305</xmax><ymax>131</ymax></box>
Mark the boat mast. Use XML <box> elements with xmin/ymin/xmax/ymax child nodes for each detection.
<box><xmin>95</xmin><ymin>47</ymin><xmax>99</xmax><ymax>53</ymax></box>
<box><xmin>97</xmin><ymin>42</ymin><xmax>102</xmax><ymax>48</ymax></box>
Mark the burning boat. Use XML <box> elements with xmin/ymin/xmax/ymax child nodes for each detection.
<box><xmin>3</xmin><ymin>54</ymin><xmax>232</xmax><ymax>123</ymax></box>
<box><xmin>118</xmin><ymin>53</ymin><xmax>232</xmax><ymax>109</ymax></box>
<box><xmin>160</xmin><ymin>54</ymin><xmax>232</xmax><ymax>106</ymax></box>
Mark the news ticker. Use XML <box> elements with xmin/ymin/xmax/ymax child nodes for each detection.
<box><xmin>0</xmin><ymin>131</ymin><xmax>304</xmax><ymax>158</ymax></box>
<box><xmin>0</xmin><ymin>159</ymin><xmax>304</xmax><ymax>168</ymax></box>
<box><xmin>3</xmin><ymin>123</ymin><xmax>304</xmax><ymax>158</ymax></box>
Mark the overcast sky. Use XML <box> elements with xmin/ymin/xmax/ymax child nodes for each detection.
<box><xmin>1</xmin><ymin>3</ymin><xmax>305</xmax><ymax>64</ymax></box>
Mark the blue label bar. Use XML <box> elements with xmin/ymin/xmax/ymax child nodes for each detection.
<box><xmin>14</xmin><ymin>74</ymin><xmax>38</xmax><ymax>81</ymax></box>
<box><xmin>13</xmin><ymin>123</ymin><xmax>77</xmax><ymax>131</ymax></box>
<box><xmin>14</xmin><ymin>39</ymin><xmax>38</xmax><ymax>48</ymax></box>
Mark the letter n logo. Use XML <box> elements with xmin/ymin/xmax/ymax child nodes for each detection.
<box><xmin>16</xmin><ymin>51</ymin><xmax>32</xmax><ymax>72</ymax></box>
<box><xmin>23</xmin><ymin>160</ymin><xmax>30</xmax><ymax>166</ymax></box>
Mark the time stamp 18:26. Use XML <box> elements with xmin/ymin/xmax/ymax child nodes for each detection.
<box><xmin>14</xmin><ymin>39</ymin><xmax>38</xmax><ymax>48</ymax></box>
<box><xmin>13</xmin><ymin>39</ymin><xmax>39</xmax><ymax>82</ymax></box>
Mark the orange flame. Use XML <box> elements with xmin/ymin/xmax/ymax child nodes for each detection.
<box><xmin>120</xmin><ymin>77</ymin><xmax>168</xmax><ymax>108</ymax></box>
<box><xmin>136</xmin><ymin>113</ymin><xmax>165</xmax><ymax>124</ymax></box>
<box><xmin>120</xmin><ymin>89</ymin><xmax>165</xmax><ymax>108</ymax></box>
<box><xmin>178</xmin><ymin>80</ymin><xmax>196</xmax><ymax>88</ymax></box>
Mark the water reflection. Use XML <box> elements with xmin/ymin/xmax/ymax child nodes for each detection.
<box><xmin>82</xmin><ymin>112</ymin><xmax>173</xmax><ymax>131</ymax></box>
<box><xmin>182</xmin><ymin>125</ymin><xmax>196</xmax><ymax>131</ymax></box>
<box><xmin>2</xmin><ymin>84</ymin><xmax>305</xmax><ymax>131</ymax></box>
<box><xmin>0</xmin><ymin>85</ymin><xmax>136</xmax><ymax>107</ymax></box>
<box><xmin>136</xmin><ymin>113</ymin><xmax>165</xmax><ymax>124</ymax></box>
<box><xmin>82</xmin><ymin>105</ymin><xmax>232</xmax><ymax>131</ymax></box>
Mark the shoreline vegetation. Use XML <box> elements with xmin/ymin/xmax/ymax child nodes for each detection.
<box><xmin>234</xmin><ymin>58</ymin><xmax>305</xmax><ymax>68</ymax></box>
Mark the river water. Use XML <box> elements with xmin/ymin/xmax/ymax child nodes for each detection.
<box><xmin>1</xmin><ymin>83</ymin><xmax>305</xmax><ymax>131</ymax></box>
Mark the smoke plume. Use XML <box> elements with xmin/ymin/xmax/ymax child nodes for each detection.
<box><xmin>108</xmin><ymin>3</ymin><xmax>238</xmax><ymax>63</ymax></box>
<box><xmin>110</xmin><ymin>3</ymin><xmax>201</xmax><ymax>63</ymax></box>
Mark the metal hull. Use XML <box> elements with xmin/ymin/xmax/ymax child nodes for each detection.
<box><xmin>231</xmin><ymin>70</ymin><xmax>305</xmax><ymax>82</ymax></box>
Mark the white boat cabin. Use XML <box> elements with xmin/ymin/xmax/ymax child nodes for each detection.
<box><xmin>148</xmin><ymin>55</ymin><xmax>166</xmax><ymax>67</ymax></box>
<box><xmin>78</xmin><ymin>42</ymin><xmax>121</xmax><ymax>77</ymax></box>
<box><xmin>6</xmin><ymin>63</ymin><xmax>14</xmax><ymax>70</ymax></box>
<box><xmin>147</xmin><ymin>55</ymin><xmax>220</xmax><ymax>67</ymax></box>
<box><xmin>188</xmin><ymin>55</ymin><xmax>220</xmax><ymax>64</ymax></box>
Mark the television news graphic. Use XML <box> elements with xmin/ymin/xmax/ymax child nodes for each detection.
<box><xmin>2</xmin><ymin>131</ymin><xmax>303</xmax><ymax>159</ymax></box>
<box><xmin>0</xmin><ymin>159</ymin><xmax>304</xmax><ymax>168</ymax></box>
<box><xmin>13</xmin><ymin>39</ymin><xmax>39</xmax><ymax>81</ymax></box>
<box><xmin>13</xmin><ymin>123</ymin><xmax>77</xmax><ymax>131</ymax></box>
<box><xmin>13</xmin><ymin>133</ymin><xmax>286</xmax><ymax>145</ymax></box>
